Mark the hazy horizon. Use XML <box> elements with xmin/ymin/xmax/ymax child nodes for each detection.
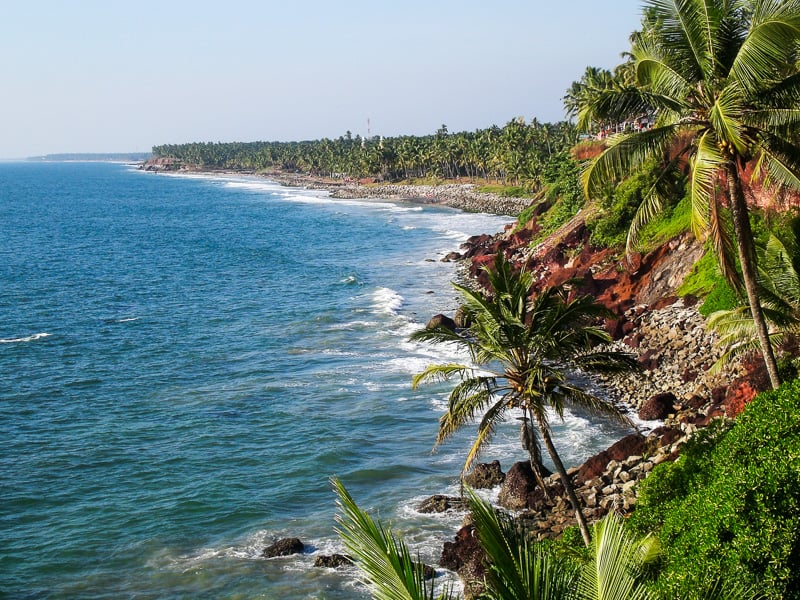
<box><xmin>1</xmin><ymin>1</ymin><xmax>642</xmax><ymax>159</ymax></box>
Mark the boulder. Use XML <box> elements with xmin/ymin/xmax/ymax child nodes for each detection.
<box><xmin>441</xmin><ymin>251</ymin><xmax>462</xmax><ymax>262</ymax></box>
<box><xmin>498</xmin><ymin>461</ymin><xmax>538</xmax><ymax>510</ymax></box>
<box><xmin>425</xmin><ymin>314</ymin><xmax>456</xmax><ymax>332</ymax></box>
<box><xmin>417</xmin><ymin>495</ymin><xmax>467</xmax><ymax>514</ymax></box>
<box><xmin>314</xmin><ymin>553</ymin><xmax>353</xmax><ymax>568</ymax></box>
<box><xmin>638</xmin><ymin>392</ymin><xmax>677</xmax><ymax>420</ymax></box>
<box><xmin>464</xmin><ymin>460</ymin><xmax>505</xmax><ymax>489</ymax></box>
<box><xmin>263</xmin><ymin>537</ymin><xmax>304</xmax><ymax>558</ymax></box>
<box><xmin>575</xmin><ymin>434</ymin><xmax>646</xmax><ymax>484</ymax></box>
<box><xmin>440</xmin><ymin>525</ymin><xmax>486</xmax><ymax>599</ymax></box>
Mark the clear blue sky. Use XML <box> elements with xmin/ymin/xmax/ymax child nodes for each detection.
<box><xmin>0</xmin><ymin>1</ymin><xmax>643</xmax><ymax>158</ymax></box>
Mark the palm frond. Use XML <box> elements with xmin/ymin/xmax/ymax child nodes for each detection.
<box><xmin>410</xmin><ymin>326</ymin><xmax>469</xmax><ymax>347</ymax></box>
<box><xmin>688</xmin><ymin>130</ymin><xmax>725</xmax><ymax>239</ymax></box>
<box><xmin>436</xmin><ymin>383</ymin><xmax>500</xmax><ymax>447</ymax></box>
<box><xmin>576</xmin><ymin>512</ymin><xmax>660</xmax><ymax>600</ymax></box>
<box><xmin>333</xmin><ymin>478</ymin><xmax>453</xmax><ymax>600</ymax></box>
<box><xmin>572</xmin><ymin>349</ymin><xmax>639</xmax><ymax>375</ymax></box>
<box><xmin>731</xmin><ymin>0</ymin><xmax>800</xmax><ymax>93</ymax></box>
<box><xmin>583</xmin><ymin>124</ymin><xmax>683</xmax><ymax>201</ymax></box>
<box><xmin>466</xmin><ymin>488</ymin><xmax>578</xmax><ymax>600</ymax></box>
<box><xmin>411</xmin><ymin>363</ymin><xmax>473</xmax><ymax>390</ymax></box>
<box><xmin>559</xmin><ymin>384</ymin><xmax>636</xmax><ymax>428</ymax></box>
<box><xmin>461</xmin><ymin>399</ymin><xmax>511</xmax><ymax>476</ymax></box>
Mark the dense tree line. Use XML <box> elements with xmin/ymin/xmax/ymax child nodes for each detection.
<box><xmin>152</xmin><ymin>119</ymin><xmax>578</xmax><ymax>188</ymax></box>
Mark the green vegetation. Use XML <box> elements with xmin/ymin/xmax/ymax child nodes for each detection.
<box><xmin>152</xmin><ymin>119</ymin><xmax>577</xmax><ymax>191</ymax></box>
<box><xmin>534</xmin><ymin>153</ymin><xmax>585</xmax><ymax>239</ymax></box>
<box><xmin>677</xmin><ymin>251</ymin><xmax>740</xmax><ymax>316</ymax></box>
<box><xmin>709</xmin><ymin>217</ymin><xmax>800</xmax><ymax>370</ymax></box>
<box><xmin>335</xmin><ymin>478</ymin><xmax>754</xmax><ymax>600</ymax></box>
<box><xmin>581</xmin><ymin>0</ymin><xmax>800</xmax><ymax>389</ymax></box>
<box><xmin>475</xmin><ymin>184</ymin><xmax>532</xmax><ymax>198</ymax></box>
<box><xmin>411</xmin><ymin>254</ymin><xmax>637</xmax><ymax>546</ymax></box>
<box><xmin>629</xmin><ymin>381</ymin><xmax>800</xmax><ymax>599</ymax></box>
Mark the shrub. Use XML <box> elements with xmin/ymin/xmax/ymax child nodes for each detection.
<box><xmin>630</xmin><ymin>380</ymin><xmax>800</xmax><ymax>599</ymax></box>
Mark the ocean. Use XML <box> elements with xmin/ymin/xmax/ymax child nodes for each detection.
<box><xmin>1</xmin><ymin>162</ymin><xmax>633</xmax><ymax>598</ymax></box>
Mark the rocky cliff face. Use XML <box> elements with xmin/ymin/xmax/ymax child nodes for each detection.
<box><xmin>429</xmin><ymin>207</ymin><xmax>775</xmax><ymax>596</ymax></box>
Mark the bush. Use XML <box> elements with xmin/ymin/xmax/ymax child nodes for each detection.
<box><xmin>630</xmin><ymin>380</ymin><xmax>800</xmax><ymax>599</ymax></box>
<box><xmin>534</xmin><ymin>153</ymin><xmax>584</xmax><ymax>239</ymax></box>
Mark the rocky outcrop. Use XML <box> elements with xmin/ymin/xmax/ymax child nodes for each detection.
<box><xmin>263</xmin><ymin>537</ymin><xmax>305</xmax><ymax>558</ymax></box>
<box><xmin>638</xmin><ymin>392</ymin><xmax>678</xmax><ymax>420</ymax></box>
<box><xmin>417</xmin><ymin>495</ymin><xmax>467</xmax><ymax>514</ymax></box>
<box><xmin>425</xmin><ymin>313</ymin><xmax>456</xmax><ymax>332</ymax></box>
<box><xmin>314</xmin><ymin>554</ymin><xmax>353</xmax><ymax>568</ymax></box>
<box><xmin>498</xmin><ymin>461</ymin><xmax>539</xmax><ymax>510</ymax></box>
<box><xmin>440</xmin><ymin>524</ymin><xmax>487</xmax><ymax>599</ymax></box>
<box><xmin>464</xmin><ymin>460</ymin><xmax>505</xmax><ymax>489</ymax></box>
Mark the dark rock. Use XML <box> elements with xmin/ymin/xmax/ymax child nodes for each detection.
<box><xmin>263</xmin><ymin>537</ymin><xmax>304</xmax><ymax>558</ymax></box>
<box><xmin>441</xmin><ymin>251</ymin><xmax>462</xmax><ymax>262</ymax></box>
<box><xmin>464</xmin><ymin>460</ymin><xmax>505</xmax><ymax>489</ymax></box>
<box><xmin>426</xmin><ymin>314</ymin><xmax>456</xmax><ymax>332</ymax></box>
<box><xmin>638</xmin><ymin>392</ymin><xmax>677</xmax><ymax>420</ymax></box>
<box><xmin>658</xmin><ymin>428</ymin><xmax>682</xmax><ymax>447</ymax></box>
<box><xmin>498</xmin><ymin>461</ymin><xmax>538</xmax><ymax>510</ymax></box>
<box><xmin>575</xmin><ymin>434</ymin><xmax>646</xmax><ymax>484</ymax></box>
<box><xmin>440</xmin><ymin>525</ymin><xmax>486</xmax><ymax>598</ymax></box>
<box><xmin>417</xmin><ymin>495</ymin><xmax>467</xmax><ymax>514</ymax></box>
<box><xmin>314</xmin><ymin>553</ymin><xmax>353</xmax><ymax>568</ymax></box>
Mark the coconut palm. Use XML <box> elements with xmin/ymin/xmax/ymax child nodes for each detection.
<box><xmin>333</xmin><ymin>477</ymin><xmax>455</xmax><ymax>600</ymax></box>
<box><xmin>708</xmin><ymin>218</ymin><xmax>800</xmax><ymax>370</ymax></box>
<box><xmin>410</xmin><ymin>254</ymin><xmax>637</xmax><ymax>546</ymax></box>
<box><xmin>334</xmin><ymin>479</ymin><xmax>667</xmax><ymax>600</ymax></box>
<box><xmin>582</xmin><ymin>0</ymin><xmax>800</xmax><ymax>390</ymax></box>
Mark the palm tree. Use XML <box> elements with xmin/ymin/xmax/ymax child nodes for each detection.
<box><xmin>333</xmin><ymin>479</ymin><xmax>669</xmax><ymax>600</ymax></box>
<box><xmin>708</xmin><ymin>217</ymin><xmax>800</xmax><ymax>371</ymax></box>
<box><xmin>411</xmin><ymin>254</ymin><xmax>637</xmax><ymax>546</ymax></box>
<box><xmin>582</xmin><ymin>0</ymin><xmax>800</xmax><ymax>390</ymax></box>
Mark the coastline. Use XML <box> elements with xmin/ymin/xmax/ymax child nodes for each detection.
<box><xmin>142</xmin><ymin>162</ymin><xmax>534</xmax><ymax>217</ymax></box>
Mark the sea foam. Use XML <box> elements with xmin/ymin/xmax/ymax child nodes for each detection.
<box><xmin>0</xmin><ymin>332</ymin><xmax>51</xmax><ymax>344</ymax></box>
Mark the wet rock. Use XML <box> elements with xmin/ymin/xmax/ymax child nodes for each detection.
<box><xmin>440</xmin><ymin>525</ymin><xmax>486</xmax><ymax>599</ymax></box>
<box><xmin>417</xmin><ymin>495</ymin><xmax>467</xmax><ymax>514</ymax></box>
<box><xmin>425</xmin><ymin>314</ymin><xmax>456</xmax><ymax>332</ymax></box>
<box><xmin>464</xmin><ymin>460</ymin><xmax>505</xmax><ymax>489</ymax></box>
<box><xmin>314</xmin><ymin>554</ymin><xmax>353</xmax><ymax>568</ymax></box>
<box><xmin>263</xmin><ymin>537</ymin><xmax>304</xmax><ymax>558</ymax></box>
<box><xmin>498</xmin><ymin>461</ymin><xmax>538</xmax><ymax>510</ymax></box>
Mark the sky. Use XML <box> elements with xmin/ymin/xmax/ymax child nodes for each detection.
<box><xmin>0</xmin><ymin>1</ymin><xmax>643</xmax><ymax>158</ymax></box>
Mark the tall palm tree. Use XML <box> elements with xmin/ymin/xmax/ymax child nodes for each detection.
<box><xmin>411</xmin><ymin>254</ymin><xmax>637</xmax><ymax>546</ymax></box>
<box><xmin>582</xmin><ymin>0</ymin><xmax>800</xmax><ymax>389</ymax></box>
<box><xmin>708</xmin><ymin>217</ymin><xmax>800</xmax><ymax>370</ymax></box>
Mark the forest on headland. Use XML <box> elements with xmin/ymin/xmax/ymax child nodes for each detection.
<box><xmin>152</xmin><ymin>1</ymin><xmax>800</xmax><ymax>598</ymax></box>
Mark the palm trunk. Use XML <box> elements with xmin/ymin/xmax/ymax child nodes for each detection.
<box><xmin>520</xmin><ymin>412</ymin><xmax>552</xmax><ymax>501</ymax></box>
<box><xmin>537</xmin><ymin>417</ymin><xmax>592</xmax><ymax>547</ymax></box>
<box><xmin>727</xmin><ymin>166</ymin><xmax>781</xmax><ymax>390</ymax></box>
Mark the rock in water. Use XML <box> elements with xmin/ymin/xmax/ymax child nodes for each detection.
<box><xmin>425</xmin><ymin>313</ymin><xmax>456</xmax><ymax>331</ymax></box>
<box><xmin>314</xmin><ymin>553</ymin><xmax>353</xmax><ymax>568</ymax></box>
<box><xmin>464</xmin><ymin>460</ymin><xmax>505</xmax><ymax>489</ymax></box>
<box><xmin>263</xmin><ymin>537</ymin><xmax>304</xmax><ymax>558</ymax></box>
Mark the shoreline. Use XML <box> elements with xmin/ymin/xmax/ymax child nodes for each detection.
<box><xmin>141</xmin><ymin>163</ymin><xmax>534</xmax><ymax>217</ymax></box>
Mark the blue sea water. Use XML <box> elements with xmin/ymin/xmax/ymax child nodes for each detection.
<box><xmin>1</xmin><ymin>162</ymin><xmax>633</xmax><ymax>599</ymax></box>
